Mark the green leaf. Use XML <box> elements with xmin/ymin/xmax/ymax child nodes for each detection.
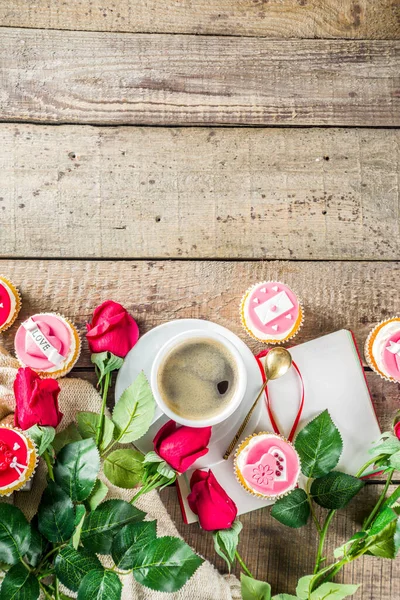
<box><xmin>112</xmin><ymin>371</ymin><xmax>155</xmax><ymax>443</ymax></box>
<box><xmin>390</xmin><ymin>451</ymin><xmax>400</xmax><ymax>470</ymax></box>
<box><xmin>38</xmin><ymin>481</ymin><xmax>75</xmax><ymax>543</ymax></box>
<box><xmin>334</xmin><ymin>532</ymin><xmax>367</xmax><ymax>559</ymax></box>
<box><xmin>0</xmin><ymin>563</ymin><xmax>39</xmax><ymax>600</ymax></box>
<box><xmin>91</xmin><ymin>352</ymin><xmax>124</xmax><ymax>387</ymax></box>
<box><xmin>72</xmin><ymin>505</ymin><xmax>87</xmax><ymax>550</ymax></box>
<box><xmin>156</xmin><ymin>460</ymin><xmax>176</xmax><ymax>480</ymax></box>
<box><xmin>112</xmin><ymin>521</ymin><xmax>157</xmax><ymax>569</ymax></box>
<box><xmin>55</xmin><ymin>545</ymin><xmax>103</xmax><ymax>592</ymax></box>
<box><xmin>296</xmin><ymin>576</ymin><xmax>313</xmax><ymax>600</ymax></box>
<box><xmin>0</xmin><ymin>505</ymin><xmax>32</xmax><ymax>566</ymax></box>
<box><xmin>52</xmin><ymin>423</ymin><xmax>82</xmax><ymax>455</ymax></box>
<box><xmin>77</xmin><ymin>569</ymin><xmax>122</xmax><ymax>600</ymax></box>
<box><xmin>77</xmin><ymin>412</ymin><xmax>115</xmax><ymax>453</ymax></box>
<box><xmin>271</xmin><ymin>489</ymin><xmax>310</xmax><ymax>528</ymax></box>
<box><xmin>311</xmin><ymin>472</ymin><xmax>364</xmax><ymax>509</ymax></box>
<box><xmin>383</xmin><ymin>486</ymin><xmax>400</xmax><ymax>509</ymax></box>
<box><xmin>241</xmin><ymin>573</ymin><xmax>271</xmax><ymax>600</ymax></box>
<box><xmin>131</xmin><ymin>536</ymin><xmax>203</xmax><ymax>592</ymax></box>
<box><xmin>25</xmin><ymin>425</ymin><xmax>55</xmax><ymax>456</ymax></box>
<box><xmin>369</xmin><ymin>506</ymin><xmax>398</xmax><ymax>536</ymax></box>
<box><xmin>310</xmin><ymin>583</ymin><xmax>360</xmax><ymax>599</ymax></box>
<box><xmin>54</xmin><ymin>438</ymin><xmax>100</xmax><ymax>502</ymax></box>
<box><xmin>213</xmin><ymin>520</ymin><xmax>242</xmax><ymax>571</ymax></box>
<box><xmin>369</xmin><ymin>433</ymin><xmax>400</xmax><ymax>458</ymax></box>
<box><xmin>143</xmin><ymin>451</ymin><xmax>164</xmax><ymax>465</ymax></box>
<box><xmin>81</xmin><ymin>499</ymin><xmax>145</xmax><ymax>555</ymax></box>
<box><xmin>87</xmin><ymin>480</ymin><xmax>109</xmax><ymax>511</ymax></box>
<box><xmin>366</xmin><ymin>520</ymin><xmax>398</xmax><ymax>558</ymax></box>
<box><xmin>295</xmin><ymin>410</ymin><xmax>343</xmax><ymax>478</ymax></box>
<box><xmin>104</xmin><ymin>449</ymin><xmax>144</xmax><ymax>489</ymax></box>
<box><xmin>272</xmin><ymin>596</ymin><xmax>299</xmax><ymax>600</ymax></box>
<box><xmin>25</xmin><ymin>518</ymin><xmax>47</xmax><ymax>568</ymax></box>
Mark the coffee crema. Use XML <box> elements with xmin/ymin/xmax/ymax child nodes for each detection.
<box><xmin>157</xmin><ymin>337</ymin><xmax>238</xmax><ymax>421</ymax></box>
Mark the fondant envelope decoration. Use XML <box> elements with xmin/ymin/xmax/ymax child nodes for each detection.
<box><xmin>254</xmin><ymin>291</ymin><xmax>294</xmax><ymax>325</ymax></box>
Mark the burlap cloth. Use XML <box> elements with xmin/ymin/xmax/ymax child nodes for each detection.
<box><xmin>0</xmin><ymin>346</ymin><xmax>241</xmax><ymax>599</ymax></box>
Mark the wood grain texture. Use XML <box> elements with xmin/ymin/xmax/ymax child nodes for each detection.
<box><xmin>1</xmin><ymin>0</ymin><xmax>399</xmax><ymax>39</ymax></box>
<box><xmin>1</xmin><ymin>258</ymin><xmax>399</xmax><ymax>365</ymax></box>
<box><xmin>161</xmin><ymin>484</ymin><xmax>400</xmax><ymax>598</ymax></box>
<box><xmin>2</xmin><ymin>29</ymin><xmax>399</xmax><ymax>126</ymax></box>
<box><xmin>1</xmin><ymin>125</ymin><xmax>399</xmax><ymax>260</ymax></box>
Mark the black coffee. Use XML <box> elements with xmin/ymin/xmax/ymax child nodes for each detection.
<box><xmin>157</xmin><ymin>338</ymin><xmax>238</xmax><ymax>421</ymax></box>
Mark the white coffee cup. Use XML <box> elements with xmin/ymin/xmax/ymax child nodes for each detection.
<box><xmin>150</xmin><ymin>329</ymin><xmax>247</xmax><ymax>428</ymax></box>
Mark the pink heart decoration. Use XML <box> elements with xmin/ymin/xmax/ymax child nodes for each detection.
<box><xmin>242</xmin><ymin>453</ymin><xmax>278</xmax><ymax>491</ymax></box>
<box><xmin>25</xmin><ymin>321</ymin><xmax>63</xmax><ymax>359</ymax></box>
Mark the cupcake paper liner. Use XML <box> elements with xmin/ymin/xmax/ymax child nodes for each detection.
<box><xmin>234</xmin><ymin>432</ymin><xmax>301</xmax><ymax>501</ymax></box>
<box><xmin>365</xmin><ymin>317</ymin><xmax>400</xmax><ymax>384</ymax></box>
<box><xmin>0</xmin><ymin>275</ymin><xmax>22</xmax><ymax>333</ymax></box>
<box><xmin>15</xmin><ymin>312</ymin><xmax>81</xmax><ymax>379</ymax></box>
<box><xmin>0</xmin><ymin>426</ymin><xmax>38</xmax><ymax>496</ymax></box>
<box><xmin>240</xmin><ymin>281</ymin><xmax>304</xmax><ymax>345</ymax></box>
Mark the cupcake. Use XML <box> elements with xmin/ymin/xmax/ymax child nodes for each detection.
<box><xmin>0</xmin><ymin>276</ymin><xmax>21</xmax><ymax>332</ymax></box>
<box><xmin>234</xmin><ymin>432</ymin><xmax>300</xmax><ymax>499</ymax></box>
<box><xmin>15</xmin><ymin>313</ymin><xmax>81</xmax><ymax>378</ymax></box>
<box><xmin>365</xmin><ymin>318</ymin><xmax>400</xmax><ymax>383</ymax></box>
<box><xmin>0</xmin><ymin>426</ymin><xmax>38</xmax><ymax>496</ymax></box>
<box><xmin>240</xmin><ymin>281</ymin><xmax>303</xmax><ymax>344</ymax></box>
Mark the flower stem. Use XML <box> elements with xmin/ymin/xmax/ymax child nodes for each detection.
<box><xmin>235</xmin><ymin>550</ymin><xmax>253</xmax><ymax>578</ymax></box>
<box><xmin>95</xmin><ymin>371</ymin><xmax>111</xmax><ymax>448</ymax></box>
<box><xmin>43</xmin><ymin>450</ymin><xmax>54</xmax><ymax>481</ymax></box>
<box><xmin>306</xmin><ymin>478</ymin><xmax>321</xmax><ymax>534</ymax></box>
<box><xmin>363</xmin><ymin>469</ymin><xmax>394</xmax><ymax>530</ymax></box>
<box><xmin>314</xmin><ymin>510</ymin><xmax>335</xmax><ymax>573</ymax></box>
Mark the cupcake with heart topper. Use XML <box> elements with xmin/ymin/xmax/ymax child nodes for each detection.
<box><xmin>0</xmin><ymin>426</ymin><xmax>38</xmax><ymax>496</ymax></box>
<box><xmin>234</xmin><ymin>432</ymin><xmax>301</xmax><ymax>499</ymax></box>
<box><xmin>0</xmin><ymin>276</ymin><xmax>21</xmax><ymax>333</ymax></box>
<box><xmin>365</xmin><ymin>318</ymin><xmax>400</xmax><ymax>383</ymax></box>
<box><xmin>240</xmin><ymin>281</ymin><xmax>303</xmax><ymax>344</ymax></box>
<box><xmin>15</xmin><ymin>313</ymin><xmax>81</xmax><ymax>378</ymax></box>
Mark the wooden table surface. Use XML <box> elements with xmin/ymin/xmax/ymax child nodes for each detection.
<box><xmin>1</xmin><ymin>2</ymin><xmax>399</xmax><ymax>598</ymax></box>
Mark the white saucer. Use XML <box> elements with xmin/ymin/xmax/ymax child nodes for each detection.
<box><xmin>115</xmin><ymin>319</ymin><xmax>263</xmax><ymax>467</ymax></box>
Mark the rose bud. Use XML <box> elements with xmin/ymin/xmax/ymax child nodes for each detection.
<box><xmin>14</xmin><ymin>367</ymin><xmax>63</xmax><ymax>430</ymax></box>
<box><xmin>153</xmin><ymin>420</ymin><xmax>212</xmax><ymax>473</ymax></box>
<box><xmin>394</xmin><ymin>421</ymin><xmax>400</xmax><ymax>440</ymax></box>
<box><xmin>188</xmin><ymin>469</ymin><xmax>238</xmax><ymax>531</ymax></box>
<box><xmin>86</xmin><ymin>300</ymin><xmax>139</xmax><ymax>358</ymax></box>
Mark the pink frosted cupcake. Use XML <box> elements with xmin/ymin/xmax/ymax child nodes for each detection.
<box><xmin>365</xmin><ymin>318</ymin><xmax>400</xmax><ymax>383</ymax></box>
<box><xmin>0</xmin><ymin>276</ymin><xmax>21</xmax><ymax>333</ymax></box>
<box><xmin>15</xmin><ymin>313</ymin><xmax>81</xmax><ymax>378</ymax></box>
<box><xmin>240</xmin><ymin>281</ymin><xmax>303</xmax><ymax>344</ymax></box>
<box><xmin>234</xmin><ymin>433</ymin><xmax>300</xmax><ymax>499</ymax></box>
<box><xmin>0</xmin><ymin>426</ymin><xmax>38</xmax><ymax>496</ymax></box>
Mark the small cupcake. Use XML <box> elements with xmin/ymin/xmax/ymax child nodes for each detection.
<box><xmin>240</xmin><ymin>281</ymin><xmax>303</xmax><ymax>344</ymax></box>
<box><xmin>234</xmin><ymin>432</ymin><xmax>300</xmax><ymax>499</ymax></box>
<box><xmin>15</xmin><ymin>313</ymin><xmax>81</xmax><ymax>378</ymax></box>
<box><xmin>0</xmin><ymin>426</ymin><xmax>38</xmax><ymax>496</ymax></box>
<box><xmin>0</xmin><ymin>276</ymin><xmax>21</xmax><ymax>332</ymax></box>
<box><xmin>365</xmin><ymin>318</ymin><xmax>400</xmax><ymax>383</ymax></box>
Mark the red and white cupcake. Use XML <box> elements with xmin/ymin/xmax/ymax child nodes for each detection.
<box><xmin>240</xmin><ymin>281</ymin><xmax>303</xmax><ymax>344</ymax></box>
<box><xmin>365</xmin><ymin>318</ymin><xmax>400</xmax><ymax>383</ymax></box>
<box><xmin>234</xmin><ymin>432</ymin><xmax>301</xmax><ymax>500</ymax></box>
<box><xmin>0</xmin><ymin>276</ymin><xmax>21</xmax><ymax>333</ymax></box>
<box><xmin>0</xmin><ymin>426</ymin><xmax>38</xmax><ymax>496</ymax></box>
<box><xmin>15</xmin><ymin>313</ymin><xmax>81</xmax><ymax>378</ymax></box>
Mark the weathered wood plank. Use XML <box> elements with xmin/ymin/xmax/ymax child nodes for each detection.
<box><xmin>161</xmin><ymin>484</ymin><xmax>400</xmax><ymax>597</ymax></box>
<box><xmin>1</xmin><ymin>125</ymin><xmax>399</xmax><ymax>260</ymax></box>
<box><xmin>0</xmin><ymin>260</ymin><xmax>398</xmax><ymax>368</ymax></box>
<box><xmin>1</xmin><ymin>1</ymin><xmax>399</xmax><ymax>39</ymax></box>
<box><xmin>1</xmin><ymin>30</ymin><xmax>399</xmax><ymax>126</ymax></box>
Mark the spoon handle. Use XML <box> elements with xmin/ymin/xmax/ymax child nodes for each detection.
<box><xmin>223</xmin><ymin>379</ymin><xmax>268</xmax><ymax>460</ymax></box>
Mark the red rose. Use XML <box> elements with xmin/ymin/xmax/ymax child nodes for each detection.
<box><xmin>394</xmin><ymin>421</ymin><xmax>400</xmax><ymax>440</ymax></box>
<box><xmin>187</xmin><ymin>469</ymin><xmax>237</xmax><ymax>531</ymax></box>
<box><xmin>14</xmin><ymin>367</ymin><xmax>63</xmax><ymax>430</ymax></box>
<box><xmin>153</xmin><ymin>420</ymin><xmax>212</xmax><ymax>473</ymax></box>
<box><xmin>86</xmin><ymin>300</ymin><xmax>139</xmax><ymax>358</ymax></box>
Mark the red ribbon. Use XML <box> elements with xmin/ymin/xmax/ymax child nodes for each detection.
<box><xmin>255</xmin><ymin>349</ymin><xmax>305</xmax><ymax>443</ymax></box>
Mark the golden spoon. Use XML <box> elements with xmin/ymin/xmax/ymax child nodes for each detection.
<box><xmin>223</xmin><ymin>347</ymin><xmax>292</xmax><ymax>460</ymax></box>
